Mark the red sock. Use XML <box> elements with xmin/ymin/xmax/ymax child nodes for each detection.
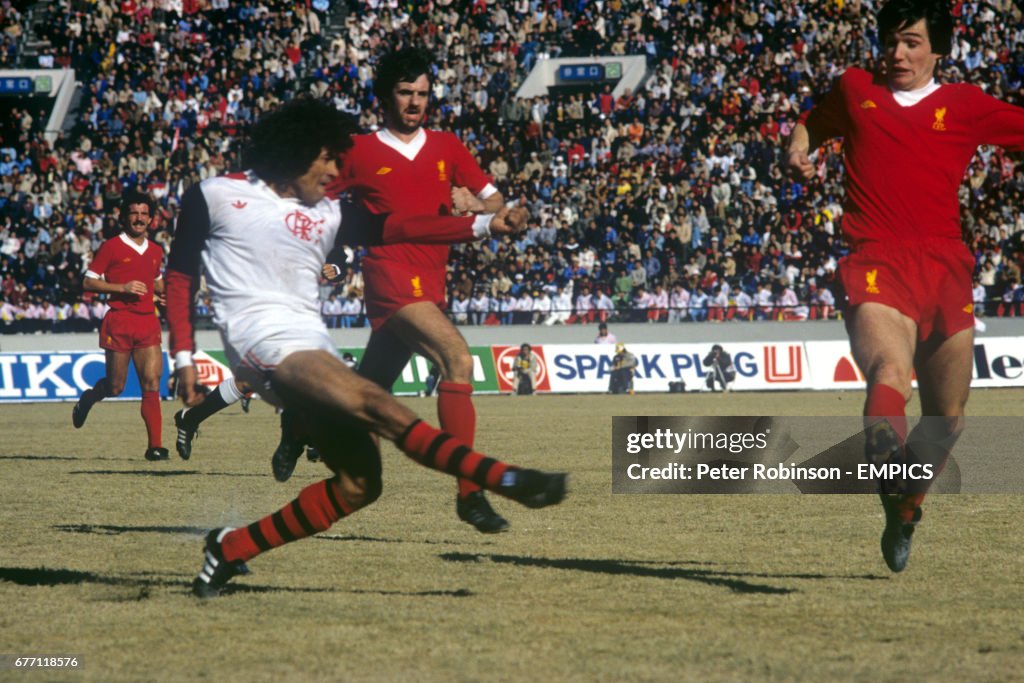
<box><xmin>140</xmin><ymin>391</ymin><xmax>162</xmax><ymax>448</ymax></box>
<box><xmin>866</xmin><ymin>384</ymin><xmax>921</xmax><ymax>521</ymax></box>
<box><xmin>438</xmin><ymin>381</ymin><xmax>479</xmax><ymax>498</ymax></box>
<box><xmin>864</xmin><ymin>383</ymin><xmax>907</xmax><ymax>443</ymax></box>
<box><xmin>221</xmin><ymin>478</ymin><xmax>351</xmax><ymax>563</ymax></box>
<box><xmin>397</xmin><ymin>420</ymin><xmax>515</xmax><ymax>492</ymax></box>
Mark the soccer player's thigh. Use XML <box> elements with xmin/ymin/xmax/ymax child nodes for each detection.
<box><xmin>914</xmin><ymin>328</ymin><xmax>973</xmax><ymax>418</ymax></box>
<box><xmin>845</xmin><ymin>302</ymin><xmax>917</xmax><ymax>395</ymax></box>
<box><xmin>131</xmin><ymin>345</ymin><xmax>164</xmax><ymax>392</ymax></box>
<box><xmin>271</xmin><ymin>349</ymin><xmax>417</xmax><ymax>442</ymax></box>
<box><xmin>386</xmin><ymin>302</ymin><xmax>472</xmax><ymax>382</ymax></box>
<box><xmin>358</xmin><ymin>325</ymin><xmax>414</xmax><ymax>390</ymax></box>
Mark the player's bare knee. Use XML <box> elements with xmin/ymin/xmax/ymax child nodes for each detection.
<box><xmin>443</xmin><ymin>349</ymin><xmax>474</xmax><ymax>383</ymax></box>
<box><xmin>107</xmin><ymin>380</ymin><xmax>126</xmax><ymax>396</ymax></box>
<box><xmin>139</xmin><ymin>378</ymin><xmax>161</xmax><ymax>393</ymax></box>
<box><xmin>336</xmin><ymin>473</ymin><xmax>379</xmax><ymax>510</ymax></box>
<box><xmin>868</xmin><ymin>366</ymin><xmax>912</xmax><ymax>401</ymax></box>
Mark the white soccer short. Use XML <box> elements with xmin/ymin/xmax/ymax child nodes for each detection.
<box><xmin>221</xmin><ymin>314</ymin><xmax>339</xmax><ymax>407</ymax></box>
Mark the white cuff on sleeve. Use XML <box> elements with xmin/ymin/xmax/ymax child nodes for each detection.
<box><xmin>477</xmin><ymin>183</ymin><xmax>499</xmax><ymax>200</ymax></box>
<box><xmin>175</xmin><ymin>351</ymin><xmax>194</xmax><ymax>369</ymax></box>
<box><xmin>472</xmin><ymin>214</ymin><xmax>494</xmax><ymax>239</ymax></box>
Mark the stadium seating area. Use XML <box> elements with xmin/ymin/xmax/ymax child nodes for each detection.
<box><xmin>1</xmin><ymin>0</ymin><xmax>1023</xmax><ymax>333</ymax></box>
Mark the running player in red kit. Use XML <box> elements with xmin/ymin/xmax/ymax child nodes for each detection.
<box><xmin>316</xmin><ymin>48</ymin><xmax>511</xmax><ymax>533</ymax></box>
<box><xmin>787</xmin><ymin>0</ymin><xmax>1024</xmax><ymax>572</ymax></box>
<box><xmin>72</xmin><ymin>191</ymin><xmax>168</xmax><ymax>461</ymax></box>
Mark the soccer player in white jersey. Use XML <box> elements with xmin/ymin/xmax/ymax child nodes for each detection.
<box><xmin>164</xmin><ymin>98</ymin><xmax>566</xmax><ymax>597</ymax></box>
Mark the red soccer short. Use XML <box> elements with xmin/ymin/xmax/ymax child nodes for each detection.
<box><xmin>839</xmin><ymin>240</ymin><xmax>975</xmax><ymax>342</ymax></box>
<box><xmin>99</xmin><ymin>309</ymin><xmax>163</xmax><ymax>352</ymax></box>
<box><xmin>362</xmin><ymin>259</ymin><xmax>446</xmax><ymax>330</ymax></box>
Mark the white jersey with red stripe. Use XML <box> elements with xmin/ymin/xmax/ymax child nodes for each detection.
<box><xmin>169</xmin><ymin>171</ymin><xmax>341</xmax><ymax>372</ymax></box>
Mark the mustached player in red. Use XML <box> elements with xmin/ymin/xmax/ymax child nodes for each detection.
<box><xmin>787</xmin><ymin>0</ymin><xmax>1024</xmax><ymax>571</ymax></box>
<box><xmin>310</xmin><ymin>48</ymin><xmax>511</xmax><ymax>534</ymax></box>
<box><xmin>72</xmin><ymin>191</ymin><xmax>168</xmax><ymax>461</ymax></box>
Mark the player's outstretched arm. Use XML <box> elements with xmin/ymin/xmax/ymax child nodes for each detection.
<box><xmin>488</xmin><ymin>206</ymin><xmax>528</xmax><ymax>236</ymax></box>
<box><xmin>337</xmin><ymin>199</ymin><xmax>518</xmax><ymax>247</ymax></box>
<box><xmin>83</xmin><ymin>276</ymin><xmax>148</xmax><ymax>296</ymax></box>
<box><xmin>165</xmin><ymin>185</ymin><xmax>210</xmax><ymax>406</ymax></box>
<box><xmin>451</xmin><ymin>186</ymin><xmax>505</xmax><ymax>215</ymax></box>
<box><xmin>971</xmin><ymin>88</ymin><xmax>1024</xmax><ymax>151</ymax></box>
<box><xmin>785</xmin><ymin>123</ymin><xmax>817</xmax><ymax>181</ymax></box>
<box><xmin>785</xmin><ymin>74</ymin><xmax>847</xmax><ymax>181</ymax></box>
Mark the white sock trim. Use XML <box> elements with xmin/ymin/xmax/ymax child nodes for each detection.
<box><xmin>219</xmin><ymin>378</ymin><xmax>244</xmax><ymax>404</ymax></box>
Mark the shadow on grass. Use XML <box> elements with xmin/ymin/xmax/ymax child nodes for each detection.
<box><xmin>0</xmin><ymin>567</ymin><xmax>473</xmax><ymax>599</ymax></box>
<box><xmin>54</xmin><ymin>523</ymin><xmax>209</xmax><ymax>536</ymax></box>
<box><xmin>53</xmin><ymin>526</ymin><xmax>470</xmax><ymax>548</ymax></box>
<box><xmin>70</xmin><ymin>469</ymin><xmax>267</xmax><ymax>478</ymax></box>
<box><xmin>316</xmin><ymin>533</ymin><xmax>463</xmax><ymax>546</ymax></box>
<box><xmin>0</xmin><ymin>454</ymin><xmax>80</xmax><ymax>461</ymax></box>
<box><xmin>439</xmin><ymin>553</ymin><xmax>887</xmax><ymax>594</ymax></box>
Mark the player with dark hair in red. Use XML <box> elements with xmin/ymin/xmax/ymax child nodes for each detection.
<box><xmin>312</xmin><ymin>47</ymin><xmax>511</xmax><ymax>533</ymax></box>
<box><xmin>787</xmin><ymin>0</ymin><xmax>1024</xmax><ymax>572</ymax></box>
<box><xmin>72</xmin><ymin>190</ymin><xmax>168</xmax><ymax>461</ymax></box>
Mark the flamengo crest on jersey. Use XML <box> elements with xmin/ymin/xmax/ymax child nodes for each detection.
<box><xmin>196</xmin><ymin>171</ymin><xmax>341</xmax><ymax>357</ymax></box>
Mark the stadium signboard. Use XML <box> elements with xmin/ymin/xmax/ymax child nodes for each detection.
<box><xmin>0</xmin><ymin>351</ymin><xmax>171</xmax><ymax>402</ymax></box>
<box><xmin>202</xmin><ymin>347</ymin><xmax>503</xmax><ymax>396</ymax></box>
<box><xmin>529</xmin><ymin>342</ymin><xmax>812</xmax><ymax>393</ymax></box>
<box><xmin>1</xmin><ymin>338</ymin><xmax>1021</xmax><ymax>401</ymax></box>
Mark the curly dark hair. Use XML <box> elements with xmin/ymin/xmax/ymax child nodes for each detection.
<box><xmin>877</xmin><ymin>0</ymin><xmax>953</xmax><ymax>56</ymax></box>
<box><xmin>244</xmin><ymin>98</ymin><xmax>356</xmax><ymax>184</ymax></box>
<box><xmin>120</xmin><ymin>190</ymin><xmax>156</xmax><ymax>228</ymax></box>
<box><xmin>373</xmin><ymin>47</ymin><xmax>433</xmax><ymax>103</ymax></box>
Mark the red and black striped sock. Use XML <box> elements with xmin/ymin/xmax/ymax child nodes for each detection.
<box><xmin>437</xmin><ymin>381</ymin><xmax>480</xmax><ymax>499</ymax></box>
<box><xmin>140</xmin><ymin>391</ymin><xmax>162</xmax><ymax>448</ymax></box>
<box><xmin>396</xmin><ymin>420</ymin><xmax>516</xmax><ymax>492</ymax></box>
<box><xmin>220</xmin><ymin>477</ymin><xmax>351</xmax><ymax>563</ymax></box>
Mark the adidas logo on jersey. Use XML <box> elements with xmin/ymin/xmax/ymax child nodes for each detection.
<box><xmin>860</xmin><ymin>99</ymin><xmax>877</xmax><ymax>109</ymax></box>
<box><xmin>232</xmin><ymin>201</ymin><xmax>247</xmax><ymax>209</ymax></box>
<box><xmin>376</xmin><ymin>167</ymin><xmax>392</xmax><ymax>175</ymax></box>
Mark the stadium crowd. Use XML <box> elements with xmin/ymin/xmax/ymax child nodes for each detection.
<box><xmin>1</xmin><ymin>0</ymin><xmax>1023</xmax><ymax>334</ymax></box>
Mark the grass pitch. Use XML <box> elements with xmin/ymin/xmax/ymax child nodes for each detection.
<box><xmin>1</xmin><ymin>390</ymin><xmax>1022</xmax><ymax>682</ymax></box>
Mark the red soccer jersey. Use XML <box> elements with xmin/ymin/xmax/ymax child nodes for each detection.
<box><xmin>332</xmin><ymin>129</ymin><xmax>493</xmax><ymax>273</ymax></box>
<box><xmin>86</xmin><ymin>233</ymin><xmax>163</xmax><ymax>314</ymax></box>
<box><xmin>801</xmin><ymin>67</ymin><xmax>1024</xmax><ymax>247</ymax></box>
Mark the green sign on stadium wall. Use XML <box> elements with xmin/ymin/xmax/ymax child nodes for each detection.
<box><xmin>203</xmin><ymin>347</ymin><xmax>500</xmax><ymax>396</ymax></box>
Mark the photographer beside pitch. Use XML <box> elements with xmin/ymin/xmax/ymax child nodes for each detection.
<box><xmin>512</xmin><ymin>343</ymin><xmax>540</xmax><ymax>395</ymax></box>
<box><xmin>608</xmin><ymin>343</ymin><xmax>638</xmax><ymax>395</ymax></box>
<box><xmin>786</xmin><ymin>0</ymin><xmax>1024</xmax><ymax>572</ymax></box>
<box><xmin>702</xmin><ymin>344</ymin><xmax>735</xmax><ymax>393</ymax></box>
<box><xmin>164</xmin><ymin>98</ymin><xmax>566</xmax><ymax>598</ymax></box>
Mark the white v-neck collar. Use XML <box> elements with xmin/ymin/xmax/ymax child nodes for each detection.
<box><xmin>890</xmin><ymin>78</ymin><xmax>941</xmax><ymax>107</ymax></box>
<box><xmin>119</xmin><ymin>232</ymin><xmax>149</xmax><ymax>255</ymax></box>
<box><xmin>376</xmin><ymin>128</ymin><xmax>427</xmax><ymax>161</ymax></box>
